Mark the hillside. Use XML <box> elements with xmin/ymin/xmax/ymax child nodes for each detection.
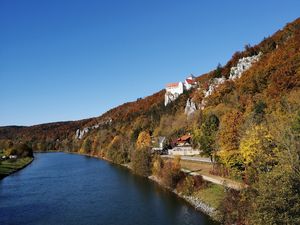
<box><xmin>1</xmin><ymin>18</ymin><xmax>299</xmax><ymax>152</ymax></box>
<box><xmin>1</xmin><ymin>17</ymin><xmax>300</xmax><ymax>224</ymax></box>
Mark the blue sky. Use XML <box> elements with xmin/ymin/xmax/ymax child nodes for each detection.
<box><xmin>0</xmin><ymin>0</ymin><xmax>299</xmax><ymax>126</ymax></box>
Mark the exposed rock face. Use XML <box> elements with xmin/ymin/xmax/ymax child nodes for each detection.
<box><xmin>75</xmin><ymin>118</ymin><xmax>113</xmax><ymax>140</ymax></box>
<box><xmin>185</xmin><ymin>98</ymin><xmax>197</xmax><ymax>116</ymax></box>
<box><xmin>75</xmin><ymin>127</ymin><xmax>90</xmax><ymax>140</ymax></box>
<box><xmin>200</xmin><ymin>53</ymin><xmax>262</xmax><ymax>109</ymax></box>
<box><xmin>229</xmin><ymin>52</ymin><xmax>262</xmax><ymax>80</ymax></box>
<box><xmin>204</xmin><ymin>77</ymin><xmax>226</xmax><ymax>98</ymax></box>
<box><xmin>164</xmin><ymin>92</ymin><xmax>181</xmax><ymax>106</ymax></box>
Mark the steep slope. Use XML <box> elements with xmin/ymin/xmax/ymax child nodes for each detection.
<box><xmin>0</xmin><ymin>17</ymin><xmax>299</xmax><ymax>155</ymax></box>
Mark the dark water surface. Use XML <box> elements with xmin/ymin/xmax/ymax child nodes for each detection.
<box><xmin>0</xmin><ymin>153</ymin><xmax>217</xmax><ymax>225</ymax></box>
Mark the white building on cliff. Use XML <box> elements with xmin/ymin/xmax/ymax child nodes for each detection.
<box><xmin>184</xmin><ymin>75</ymin><xmax>197</xmax><ymax>90</ymax></box>
<box><xmin>164</xmin><ymin>75</ymin><xmax>197</xmax><ymax>106</ymax></box>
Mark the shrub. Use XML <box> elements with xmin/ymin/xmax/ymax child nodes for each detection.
<box><xmin>179</xmin><ymin>176</ymin><xmax>194</xmax><ymax>196</ymax></box>
<box><xmin>177</xmin><ymin>175</ymin><xmax>207</xmax><ymax>196</ymax></box>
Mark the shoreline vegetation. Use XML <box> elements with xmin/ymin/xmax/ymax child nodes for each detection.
<box><xmin>0</xmin><ymin>157</ymin><xmax>33</xmax><ymax>179</ymax></box>
<box><xmin>0</xmin><ymin>143</ymin><xmax>35</xmax><ymax>180</ymax></box>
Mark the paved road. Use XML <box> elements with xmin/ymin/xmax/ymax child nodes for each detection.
<box><xmin>161</xmin><ymin>155</ymin><xmax>212</xmax><ymax>163</ymax></box>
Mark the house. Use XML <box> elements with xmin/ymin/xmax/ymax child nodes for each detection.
<box><xmin>176</xmin><ymin>134</ymin><xmax>192</xmax><ymax>146</ymax></box>
<box><xmin>184</xmin><ymin>75</ymin><xmax>197</xmax><ymax>90</ymax></box>
<box><xmin>165</xmin><ymin>82</ymin><xmax>184</xmax><ymax>95</ymax></box>
<box><xmin>168</xmin><ymin>134</ymin><xmax>200</xmax><ymax>156</ymax></box>
<box><xmin>9</xmin><ymin>155</ymin><xmax>17</xmax><ymax>159</ymax></box>
<box><xmin>164</xmin><ymin>75</ymin><xmax>198</xmax><ymax>106</ymax></box>
<box><xmin>151</xmin><ymin>136</ymin><xmax>167</xmax><ymax>154</ymax></box>
<box><xmin>164</xmin><ymin>82</ymin><xmax>184</xmax><ymax>106</ymax></box>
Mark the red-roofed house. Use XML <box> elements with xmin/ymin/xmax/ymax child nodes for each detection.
<box><xmin>165</xmin><ymin>82</ymin><xmax>184</xmax><ymax>94</ymax></box>
<box><xmin>164</xmin><ymin>75</ymin><xmax>197</xmax><ymax>106</ymax></box>
<box><xmin>184</xmin><ymin>75</ymin><xmax>197</xmax><ymax>90</ymax></box>
<box><xmin>168</xmin><ymin>134</ymin><xmax>200</xmax><ymax>156</ymax></box>
<box><xmin>164</xmin><ymin>81</ymin><xmax>184</xmax><ymax>105</ymax></box>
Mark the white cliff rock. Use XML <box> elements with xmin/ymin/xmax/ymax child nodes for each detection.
<box><xmin>165</xmin><ymin>92</ymin><xmax>181</xmax><ymax>106</ymax></box>
<box><xmin>75</xmin><ymin>118</ymin><xmax>112</xmax><ymax>140</ymax></box>
<box><xmin>200</xmin><ymin>53</ymin><xmax>262</xmax><ymax>109</ymax></box>
<box><xmin>75</xmin><ymin>127</ymin><xmax>90</xmax><ymax>140</ymax></box>
<box><xmin>203</xmin><ymin>77</ymin><xmax>226</xmax><ymax>98</ymax></box>
<box><xmin>185</xmin><ymin>98</ymin><xmax>197</xmax><ymax>116</ymax></box>
<box><xmin>229</xmin><ymin>52</ymin><xmax>262</xmax><ymax>80</ymax></box>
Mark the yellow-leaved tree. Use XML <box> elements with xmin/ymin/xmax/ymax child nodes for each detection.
<box><xmin>239</xmin><ymin>124</ymin><xmax>278</xmax><ymax>183</ymax></box>
<box><xmin>240</xmin><ymin>125</ymin><xmax>275</xmax><ymax>165</ymax></box>
<box><xmin>136</xmin><ymin>131</ymin><xmax>151</xmax><ymax>150</ymax></box>
<box><xmin>217</xmin><ymin>110</ymin><xmax>244</xmax><ymax>175</ymax></box>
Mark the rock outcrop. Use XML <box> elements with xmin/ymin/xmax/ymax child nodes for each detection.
<box><xmin>165</xmin><ymin>92</ymin><xmax>181</xmax><ymax>106</ymax></box>
<box><xmin>184</xmin><ymin>98</ymin><xmax>197</xmax><ymax>116</ymax></box>
<box><xmin>229</xmin><ymin>52</ymin><xmax>262</xmax><ymax>80</ymax></box>
<box><xmin>75</xmin><ymin>118</ymin><xmax>112</xmax><ymax>140</ymax></box>
<box><xmin>200</xmin><ymin>53</ymin><xmax>262</xmax><ymax>109</ymax></box>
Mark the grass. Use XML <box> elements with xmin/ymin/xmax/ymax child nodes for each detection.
<box><xmin>180</xmin><ymin>160</ymin><xmax>213</xmax><ymax>176</ymax></box>
<box><xmin>193</xmin><ymin>184</ymin><xmax>225</xmax><ymax>209</ymax></box>
<box><xmin>0</xmin><ymin>157</ymin><xmax>33</xmax><ymax>179</ymax></box>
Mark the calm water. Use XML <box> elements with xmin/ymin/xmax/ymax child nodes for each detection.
<box><xmin>0</xmin><ymin>153</ymin><xmax>216</xmax><ymax>225</ymax></box>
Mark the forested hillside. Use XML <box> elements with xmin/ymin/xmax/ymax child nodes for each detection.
<box><xmin>1</xmin><ymin>17</ymin><xmax>300</xmax><ymax>224</ymax></box>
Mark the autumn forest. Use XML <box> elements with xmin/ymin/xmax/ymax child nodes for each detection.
<box><xmin>1</xmin><ymin>17</ymin><xmax>300</xmax><ymax>225</ymax></box>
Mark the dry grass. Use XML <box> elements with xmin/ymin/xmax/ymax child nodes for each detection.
<box><xmin>180</xmin><ymin>160</ymin><xmax>213</xmax><ymax>176</ymax></box>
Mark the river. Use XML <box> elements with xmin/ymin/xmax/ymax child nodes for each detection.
<box><xmin>0</xmin><ymin>153</ymin><xmax>217</xmax><ymax>225</ymax></box>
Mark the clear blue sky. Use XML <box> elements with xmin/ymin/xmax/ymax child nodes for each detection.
<box><xmin>0</xmin><ymin>0</ymin><xmax>299</xmax><ymax>126</ymax></box>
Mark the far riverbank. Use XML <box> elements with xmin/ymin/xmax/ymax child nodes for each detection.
<box><xmin>0</xmin><ymin>157</ymin><xmax>34</xmax><ymax>179</ymax></box>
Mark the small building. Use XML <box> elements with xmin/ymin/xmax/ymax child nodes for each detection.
<box><xmin>168</xmin><ymin>146</ymin><xmax>200</xmax><ymax>156</ymax></box>
<box><xmin>151</xmin><ymin>136</ymin><xmax>167</xmax><ymax>154</ymax></box>
<box><xmin>168</xmin><ymin>134</ymin><xmax>200</xmax><ymax>156</ymax></box>
<box><xmin>165</xmin><ymin>75</ymin><xmax>198</xmax><ymax>106</ymax></box>
<box><xmin>184</xmin><ymin>75</ymin><xmax>197</xmax><ymax>90</ymax></box>
<box><xmin>165</xmin><ymin>82</ymin><xmax>184</xmax><ymax>95</ymax></box>
<box><xmin>177</xmin><ymin>134</ymin><xmax>192</xmax><ymax>146</ymax></box>
<box><xmin>9</xmin><ymin>155</ymin><xmax>17</xmax><ymax>159</ymax></box>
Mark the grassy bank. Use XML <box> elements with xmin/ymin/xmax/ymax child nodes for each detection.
<box><xmin>0</xmin><ymin>157</ymin><xmax>33</xmax><ymax>179</ymax></box>
<box><xmin>193</xmin><ymin>184</ymin><xmax>225</xmax><ymax>209</ymax></box>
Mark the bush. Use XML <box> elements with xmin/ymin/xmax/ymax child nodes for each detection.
<box><xmin>177</xmin><ymin>175</ymin><xmax>207</xmax><ymax>196</ymax></box>
<box><xmin>179</xmin><ymin>176</ymin><xmax>194</xmax><ymax>196</ymax></box>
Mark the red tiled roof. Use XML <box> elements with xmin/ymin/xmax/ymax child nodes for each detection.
<box><xmin>177</xmin><ymin>135</ymin><xmax>191</xmax><ymax>142</ymax></box>
<box><xmin>166</xmin><ymin>82</ymin><xmax>180</xmax><ymax>88</ymax></box>
<box><xmin>185</xmin><ymin>79</ymin><xmax>196</xmax><ymax>84</ymax></box>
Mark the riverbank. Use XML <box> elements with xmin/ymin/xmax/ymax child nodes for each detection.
<box><xmin>69</xmin><ymin>151</ymin><xmax>221</xmax><ymax>222</ymax></box>
<box><xmin>148</xmin><ymin>175</ymin><xmax>218</xmax><ymax>220</ymax></box>
<box><xmin>0</xmin><ymin>157</ymin><xmax>34</xmax><ymax>179</ymax></box>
